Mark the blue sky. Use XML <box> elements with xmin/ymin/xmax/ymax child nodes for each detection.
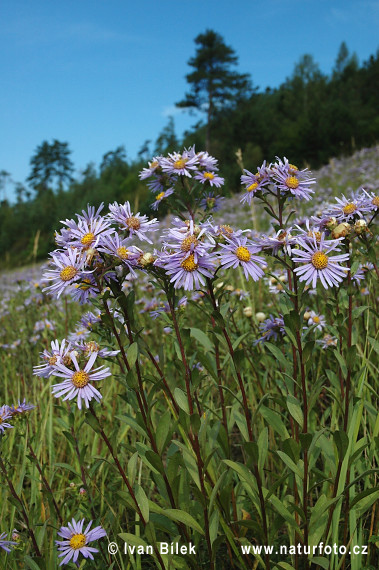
<box><xmin>1</xmin><ymin>0</ymin><xmax>378</xmax><ymax>200</ymax></box>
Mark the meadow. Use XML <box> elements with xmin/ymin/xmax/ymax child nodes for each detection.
<box><xmin>0</xmin><ymin>146</ymin><xmax>378</xmax><ymax>570</ymax></box>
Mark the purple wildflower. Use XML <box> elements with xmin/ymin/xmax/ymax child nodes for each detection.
<box><xmin>291</xmin><ymin>235</ymin><xmax>349</xmax><ymax>289</ymax></box>
<box><xmin>51</xmin><ymin>351</ymin><xmax>111</xmax><ymax>410</ymax></box>
<box><xmin>0</xmin><ymin>406</ymin><xmax>13</xmax><ymax>433</ymax></box>
<box><xmin>56</xmin><ymin>518</ymin><xmax>106</xmax><ymax>566</ymax></box>
<box><xmin>0</xmin><ymin>532</ymin><xmax>16</xmax><ymax>552</ymax></box>
<box><xmin>108</xmin><ymin>201</ymin><xmax>158</xmax><ymax>243</ymax></box>
<box><xmin>43</xmin><ymin>249</ymin><xmax>87</xmax><ymax>298</ymax></box>
<box><xmin>219</xmin><ymin>236</ymin><xmax>267</xmax><ymax>281</ymax></box>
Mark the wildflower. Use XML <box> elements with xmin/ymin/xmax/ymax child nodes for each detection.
<box><xmin>0</xmin><ymin>532</ymin><xmax>16</xmax><ymax>552</ymax></box>
<box><xmin>360</xmin><ymin>189</ymin><xmax>379</xmax><ymax>211</ymax></box>
<box><xmin>196</xmin><ymin>150</ymin><xmax>219</xmax><ymax>171</ymax></box>
<box><xmin>160</xmin><ymin>149</ymin><xmax>199</xmax><ymax>177</ymax></box>
<box><xmin>33</xmin><ymin>339</ymin><xmax>72</xmax><ymax>378</ymax></box>
<box><xmin>307</xmin><ymin>311</ymin><xmax>326</xmax><ymax>331</ymax></box>
<box><xmin>108</xmin><ymin>201</ymin><xmax>159</xmax><ymax>243</ymax></box>
<box><xmin>139</xmin><ymin>157</ymin><xmax>162</xmax><ymax>180</ymax></box>
<box><xmin>243</xmin><ymin>306</ymin><xmax>253</xmax><ymax>317</ymax></box>
<box><xmin>70</xmin><ymin>274</ymin><xmax>101</xmax><ymax>304</ymax></box>
<box><xmin>240</xmin><ymin>163</ymin><xmax>269</xmax><ymax>204</ymax></box>
<box><xmin>200</xmin><ymin>192</ymin><xmax>224</xmax><ymax>211</ymax></box>
<box><xmin>331</xmin><ymin>223</ymin><xmax>351</xmax><ymax>239</ymax></box>
<box><xmin>255</xmin><ymin>315</ymin><xmax>285</xmax><ymax>344</ymax></box>
<box><xmin>271</xmin><ymin>158</ymin><xmax>315</xmax><ymax>201</ymax></box>
<box><xmin>66</xmin><ymin>216</ymin><xmax>113</xmax><ymax>251</ymax></box>
<box><xmin>156</xmin><ymin>251</ymin><xmax>215</xmax><ymax>291</ymax></box>
<box><xmin>291</xmin><ymin>235</ymin><xmax>349</xmax><ymax>289</ymax></box>
<box><xmin>97</xmin><ymin>233</ymin><xmax>141</xmax><ymax>276</ymax></box>
<box><xmin>43</xmin><ymin>249</ymin><xmax>87</xmax><ymax>299</ymax></box>
<box><xmin>151</xmin><ymin>188</ymin><xmax>174</xmax><ymax>210</ymax></box>
<box><xmin>56</xmin><ymin>518</ymin><xmax>106</xmax><ymax>566</ymax></box>
<box><xmin>219</xmin><ymin>236</ymin><xmax>267</xmax><ymax>281</ymax></box>
<box><xmin>8</xmin><ymin>399</ymin><xmax>36</xmax><ymax>416</ymax></box>
<box><xmin>194</xmin><ymin>171</ymin><xmax>224</xmax><ymax>188</ymax></box>
<box><xmin>0</xmin><ymin>406</ymin><xmax>13</xmax><ymax>434</ymax></box>
<box><xmin>326</xmin><ymin>194</ymin><xmax>370</xmax><ymax>221</ymax></box>
<box><xmin>51</xmin><ymin>352</ymin><xmax>111</xmax><ymax>410</ymax></box>
<box><xmin>317</xmin><ymin>334</ymin><xmax>338</xmax><ymax>349</ymax></box>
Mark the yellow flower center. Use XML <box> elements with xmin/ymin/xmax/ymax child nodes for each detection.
<box><xmin>48</xmin><ymin>356</ymin><xmax>58</xmax><ymax>366</ymax></box>
<box><xmin>60</xmin><ymin>265</ymin><xmax>78</xmax><ymax>282</ymax></box>
<box><xmin>69</xmin><ymin>533</ymin><xmax>86</xmax><ymax>550</ymax></box>
<box><xmin>181</xmin><ymin>254</ymin><xmax>198</xmax><ymax>272</ymax></box>
<box><xmin>126</xmin><ymin>216</ymin><xmax>141</xmax><ymax>230</ymax></box>
<box><xmin>71</xmin><ymin>370</ymin><xmax>90</xmax><ymax>388</ymax></box>
<box><xmin>342</xmin><ymin>203</ymin><xmax>356</xmax><ymax>215</ymax></box>
<box><xmin>81</xmin><ymin>232</ymin><xmax>95</xmax><ymax>246</ymax></box>
<box><xmin>311</xmin><ymin>252</ymin><xmax>329</xmax><ymax>270</ymax></box>
<box><xmin>371</xmin><ymin>196</ymin><xmax>379</xmax><ymax>206</ymax></box>
<box><xmin>288</xmin><ymin>164</ymin><xmax>298</xmax><ymax>175</ymax></box>
<box><xmin>150</xmin><ymin>161</ymin><xmax>159</xmax><ymax>169</ymax></box>
<box><xmin>219</xmin><ymin>225</ymin><xmax>233</xmax><ymax>236</ymax></box>
<box><xmin>307</xmin><ymin>230</ymin><xmax>322</xmax><ymax>242</ymax></box>
<box><xmin>116</xmin><ymin>246</ymin><xmax>129</xmax><ymax>260</ymax></box>
<box><xmin>247</xmin><ymin>182</ymin><xmax>258</xmax><ymax>193</ymax></box>
<box><xmin>173</xmin><ymin>158</ymin><xmax>187</xmax><ymax>170</ymax></box>
<box><xmin>155</xmin><ymin>192</ymin><xmax>165</xmax><ymax>202</ymax></box>
<box><xmin>84</xmin><ymin>341</ymin><xmax>99</xmax><ymax>354</ymax></box>
<box><xmin>235</xmin><ymin>246</ymin><xmax>251</xmax><ymax>262</ymax></box>
<box><xmin>76</xmin><ymin>278</ymin><xmax>92</xmax><ymax>291</ymax></box>
<box><xmin>203</xmin><ymin>172</ymin><xmax>214</xmax><ymax>180</ymax></box>
<box><xmin>181</xmin><ymin>235</ymin><xmax>198</xmax><ymax>252</ymax></box>
<box><xmin>313</xmin><ymin>316</ymin><xmax>320</xmax><ymax>323</ymax></box>
<box><xmin>285</xmin><ymin>176</ymin><xmax>299</xmax><ymax>189</ymax></box>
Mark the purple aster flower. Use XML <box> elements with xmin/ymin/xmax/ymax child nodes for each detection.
<box><xmin>151</xmin><ymin>188</ymin><xmax>174</xmax><ymax>210</ymax></box>
<box><xmin>219</xmin><ymin>236</ymin><xmax>267</xmax><ymax>281</ymax></box>
<box><xmin>254</xmin><ymin>315</ymin><xmax>286</xmax><ymax>344</ymax></box>
<box><xmin>66</xmin><ymin>215</ymin><xmax>113</xmax><ymax>251</ymax></box>
<box><xmin>196</xmin><ymin>150</ymin><xmax>219</xmax><ymax>171</ymax></box>
<box><xmin>307</xmin><ymin>311</ymin><xmax>326</xmax><ymax>331</ymax></box>
<box><xmin>325</xmin><ymin>194</ymin><xmax>370</xmax><ymax>221</ymax></box>
<box><xmin>56</xmin><ymin>518</ymin><xmax>106</xmax><ymax>566</ymax></box>
<box><xmin>139</xmin><ymin>157</ymin><xmax>162</xmax><ymax>180</ymax></box>
<box><xmin>360</xmin><ymin>189</ymin><xmax>379</xmax><ymax>212</ymax></box>
<box><xmin>291</xmin><ymin>234</ymin><xmax>350</xmax><ymax>289</ymax></box>
<box><xmin>108</xmin><ymin>201</ymin><xmax>158</xmax><ymax>243</ymax></box>
<box><xmin>43</xmin><ymin>249</ymin><xmax>88</xmax><ymax>299</ymax></box>
<box><xmin>70</xmin><ymin>274</ymin><xmax>100</xmax><ymax>304</ymax></box>
<box><xmin>258</xmin><ymin>228</ymin><xmax>297</xmax><ymax>256</ymax></box>
<box><xmin>240</xmin><ymin>162</ymin><xmax>270</xmax><ymax>204</ymax></box>
<box><xmin>33</xmin><ymin>339</ymin><xmax>72</xmax><ymax>378</ymax></box>
<box><xmin>160</xmin><ymin>149</ymin><xmax>199</xmax><ymax>177</ymax></box>
<box><xmin>80</xmin><ymin>311</ymin><xmax>101</xmax><ymax>329</ymax></box>
<box><xmin>194</xmin><ymin>171</ymin><xmax>224</xmax><ymax>188</ymax></box>
<box><xmin>8</xmin><ymin>399</ymin><xmax>36</xmax><ymax>415</ymax></box>
<box><xmin>200</xmin><ymin>192</ymin><xmax>224</xmax><ymax>212</ymax></box>
<box><xmin>74</xmin><ymin>340</ymin><xmax>120</xmax><ymax>359</ymax></box>
<box><xmin>97</xmin><ymin>233</ymin><xmax>141</xmax><ymax>277</ymax></box>
<box><xmin>68</xmin><ymin>326</ymin><xmax>91</xmax><ymax>343</ymax></box>
<box><xmin>0</xmin><ymin>532</ymin><xmax>16</xmax><ymax>552</ymax></box>
<box><xmin>271</xmin><ymin>158</ymin><xmax>315</xmax><ymax>201</ymax></box>
<box><xmin>51</xmin><ymin>351</ymin><xmax>111</xmax><ymax>410</ymax></box>
<box><xmin>156</xmin><ymin>251</ymin><xmax>215</xmax><ymax>291</ymax></box>
<box><xmin>0</xmin><ymin>406</ymin><xmax>13</xmax><ymax>433</ymax></box>
<box><xmin>163</xmin><ymin>222</ymin><xmax>212</xmax><ymax>260</ymax></box>
<box><xmin>317</xmin><ymin>334</ymin><xmax>338</xmax><ymax>349</ymax></box>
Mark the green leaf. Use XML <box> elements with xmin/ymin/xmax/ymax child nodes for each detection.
<box><xmin>162</xmin><ymin>509</ymin><xmax>204</xmax><ymax>535</ymax></box>
<box><xmin>54</xmin><ymin>463</ymin><xmax>79</xmax><ymax>476</ymax></box>
<box><xmin>190</xmin><ymin>327</ymin><xmax>213</xmax><ymax>352</ymax></box>
<box><xmin>119</xmin><ymin>533</ymin><xmax>149</xmax><ymax>548</ymax></box>
<box><xmin>135</xmin><ymin>484</ymin><xmax>149</xmax><ymax>522</ymax></box>
<box><xmin>286</xmin><ymin>395</ymin><xmax>303</xmax><ymax>428</ymax></box>
<box><xmin>333</xmin><ymin>431</ymin><xmax>349</xmax><ymax>460</ymax></box>
<box><xmin>309</xmin><ymin>557</ymin><xmax>329</xmax><ymax>569</ymax></box>
<box><xmin>127</xmin><ymin>342</ymin><xmax>138</xmax><ymax>368</ymax></box>
<box><xmin>174</xmin><ymin>388</ymin><xmax>190</xmax><ymax>414</ymax></box>
<box><xmin>259</xmin><ymin>406</ymin><xmax>289</xmax><ymax>439</ymax></box>
<box><xmin>23</xmin><ymin>556</ymin><xmax>42</xmax><ymax>570</ymax></box>
<box><xmin>277</xmin><ymin>451</ymin><xmax>303</xmax><ymax>479</ymax></box>
<box><xmin>352</xmin><ymin>306</ymin><xmax>369</xmax><ymax>320</ymax></box>
<box><xmin>268</xmin><ymin>494</ymin><xmax>301</xmax><ymax>534</ymax></box>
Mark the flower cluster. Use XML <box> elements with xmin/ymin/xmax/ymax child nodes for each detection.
<box><xmin>0</xmin><ymin>400</ymin><xmax>35</xmax><ymax>434</ymax></box>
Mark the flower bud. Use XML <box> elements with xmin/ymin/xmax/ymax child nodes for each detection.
<box><xmin>325</xmin><ymin>217</ymin><xmax>338</xmax><ymax>230</ymax></box>
<box><xmin>354</xmin><ymin>219</ymin><xmax>367</xmax><ymax>234</ymax></box>
<box><xmin>255</xmin><ymin>312</ymin><xmax>266</xmax><ymax>322</ymax></box>
<box><xmin>303</xmin><ymin>311</ymin><xmax>311</xmax><ymax>320</ymax></box>
<box><xmin>243</xmin><ymin>306</ymin><xmax>253</xmax><ymax>317</ymax></box>
<box><xmin>139</xmin><ymin>252</ymin><xmax>155</xmax><ymax>267</ymax></box>
<box><xmin>331</xmin><ymin>223</ymin><xmax>350</xmax><ymax>239</ymax></box>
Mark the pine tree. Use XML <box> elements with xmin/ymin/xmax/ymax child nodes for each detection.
<box><xmin>176</xmin><ymin>29</ymin><xmax>252</xmax><ymax>151</ymax></box>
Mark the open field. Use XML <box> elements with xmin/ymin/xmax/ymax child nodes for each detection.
<box><xmin>0</xmin><ymin>147</ymin><xmax>378</xmax><ymax>570</ymax></box>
